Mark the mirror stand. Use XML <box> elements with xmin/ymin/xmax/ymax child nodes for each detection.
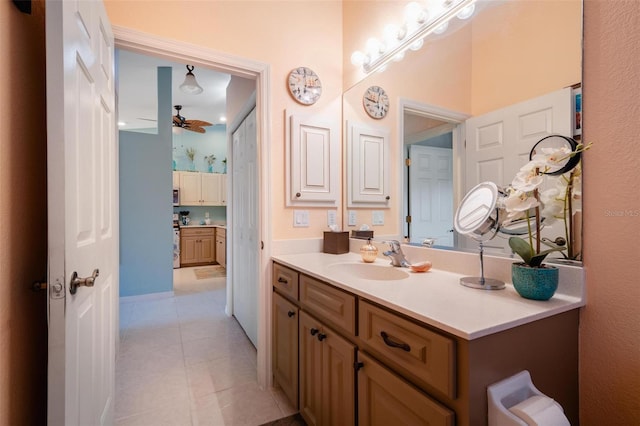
<box><xmin>460</xmin><ymin>241</ymin><xmax>505</xmax><ymax>290</ymax></box>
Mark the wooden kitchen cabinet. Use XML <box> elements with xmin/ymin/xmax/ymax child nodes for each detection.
<box><xmin>299</xmin><ymin>310</ymin><xmax>355</xmax><ymax>426</ymax></box>
<box><xmin>215</xmin><ymin>227</ymin><xmax>226</xmax><ymax>267</ymax></box>
<box><xmin>180</xmin><ymin>227</ymin><xmax>215</xmax><ymax>266</ymax></box>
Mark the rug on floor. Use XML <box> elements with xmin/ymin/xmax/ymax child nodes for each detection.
<box><xmin>193</xmin><ymin>265</ymin><xmax>226</xmax><ymax>279</ymax></box>
<box><xmin>259</xmin><ymin>413</ymin><xmax>306</xmax><ymax>426</ymax></box>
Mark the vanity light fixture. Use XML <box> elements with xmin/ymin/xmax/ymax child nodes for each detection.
<box><xmin>352</xmin><ymin>0</ymin><xmax>477</xmax><ymax>74</ymax></box>
<box><xmin>179</xmin><ymin>65</ymin><xmax>204</xmax><ymax>95</ymax></box>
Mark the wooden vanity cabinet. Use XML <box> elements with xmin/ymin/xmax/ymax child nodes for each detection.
<box><xmin>215</xmin><ymin>227</ymin><xmax>226</xmax><ymax>267</ymax></box>
<box><xmin>299</xmin><ymin>310</ymin><xmax>356</xmax><ymax>426</ymax></box>
<box><xmin>273</xmin><ymin>292</ymin><xmax>299</xmax><ymax>410</ymax></box>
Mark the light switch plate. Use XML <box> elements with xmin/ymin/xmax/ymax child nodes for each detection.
<box><xmin>293</xmin><ymin>210</ymin><xmax>310</xmax><ymax>227</ymax></box>
<box><xmin>372</xmin><ymin>211</ymin><xmax>384</xmax><ymax>225</ymax></box>
<box><xmin>348</xmin><ymin>210</ymin><xmax>357</xmax><ymax>226</ymax></box>
<box><xmin>327</xmin><ymin>210</ymin><xmax>337</xmax><ymax>227</ymax></box>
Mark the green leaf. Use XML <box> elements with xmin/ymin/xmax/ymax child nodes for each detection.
<box><xmin>529</xmin><ymin>247</ymin><xmax>567</xmax><ymax>267</ymax></box>
<box><xmin>509</xmin><ymin>237</ymin><xmax>532</xmax><ymax>264</ymax></box>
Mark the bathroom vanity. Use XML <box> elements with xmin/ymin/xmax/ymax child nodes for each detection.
<box><xmin>271</xmin><ymin>252</ymin><xmax>584</xmax><ymax>425</ymax></box>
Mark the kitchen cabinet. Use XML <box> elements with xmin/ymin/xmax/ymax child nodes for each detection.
<box><xmin>180</xmin><ymin>227</ymin><xmax>215</xmax><ymax>266</ymax></box>
<box><xmin>179</xmin><ymin>171</ymin><xmax>226</xmax><ymax>206</ymax></box>
<box><xmin>347</xmin><ymin>121</ymin><xmax>391</xmax><ymax>207</ymax></box>
<box><xmin>215</xmin><ymin>227</ymin><xmax>226</xmax><ymax>267</ymax></box>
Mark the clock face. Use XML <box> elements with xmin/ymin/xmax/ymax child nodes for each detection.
<box><xmin>363</xmin><ymin>86</ymin><xmax>389</xmax><ymax>119</ymax></box>
<box><xmin>288</xmin><ymin>67</ymin><xmax>322</xmax><ymax>105</ymax></box>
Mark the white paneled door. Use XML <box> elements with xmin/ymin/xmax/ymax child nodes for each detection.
<box><xmin>232</xmin><ymin>108</ymin><xmax>259</xmax><ymax>347</ymax></box>
<box><xmin>46</xmin><ymin>0</ymin><xmax>117</xmax><ymax>425</ymax></box>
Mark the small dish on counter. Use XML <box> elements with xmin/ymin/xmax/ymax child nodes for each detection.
<box><xmin>410</xmin><ymin>261</ymin><xmax>432</xmax><ymax>273</ymax></box>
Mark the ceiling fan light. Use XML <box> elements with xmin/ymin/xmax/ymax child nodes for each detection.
<box><xmin>180</xmin><ymin>65</ymin><xmax>204</xmax><ymax>95</ymax></box>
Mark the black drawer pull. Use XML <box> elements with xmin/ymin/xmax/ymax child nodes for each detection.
<box><xmin>287</xmin><ymin>310</ymin><xmax>295</xmax><ymax>318</ymax></box>
<box><xmin>277</xmin><ymin>277</ymin><xmax>288</xmax><ymax>284</ymax></box>
<box><xmin>317</xmin><ymin>333</ymin><xmax>327</xmax><ymax>342</ymax></box>
<box><xmin>310</xmin><ymin>328</ymin><xmax>319</xmax><ymax>336</ymax></box>
<box><xmin>380</xmin><ymin>331</ymin><xmax>411</xmax><ymax>352</ymax></box>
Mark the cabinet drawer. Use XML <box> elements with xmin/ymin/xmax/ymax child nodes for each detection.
<box><xmin>216</xmin><ymin>227</ymin><xmax>226</xmax><ymax>238</ymax></box>
<box><xmin>180</xmin><ymin>227</ymin><xmax>214</xmax><ymax>237</ymax></box>
<box><xmin>359</xmin><ymin>300</ymin><xmax>456</xmax><ymax>398</ymax></box>
<box><xmin>300</xmin><ymin>275</ymin><xmax>356</xmax><ymax>336</ymax></box>
<box><xmin>273</xmin><ymin>263</ymin><xmax>299</xmax><ymax>300</ymax></box>
<box><xmin>358</xmin><ymin>352</ymin><xmax>454</xmax><ymax>426</ymax></box>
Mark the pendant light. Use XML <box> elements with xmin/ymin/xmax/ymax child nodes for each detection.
<box><xmin>179</xmin><ymin>65</ymin><xmax>204</xmax><ymax>95</ymax></box>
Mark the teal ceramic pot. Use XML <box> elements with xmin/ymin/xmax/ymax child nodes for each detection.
<box><xmin>511</xmin><ymin>263</ymin><xmax>559</xmax><ymax>301</ymax></box>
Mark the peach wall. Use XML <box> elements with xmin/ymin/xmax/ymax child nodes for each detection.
<box><xmin>104</xmin><ymin>0</ymin><xmax>344</xmax><ymax>240</ymax></box>
<box><xmin>581</xmin><ymin>0</ymin><xmax>640</xmax><ymax>423</ymax></box>
<box><xmin>0</xmin><ymin>1</ymin><xmax>48</xmax><ymax>425</ymax></box>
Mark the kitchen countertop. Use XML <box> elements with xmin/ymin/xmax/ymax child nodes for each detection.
<box><xmin>179</xmin><ymin>224</ymin><xmax>226</xmax><ymax>229</ymax></box>
<box><xmin>271</xmin><ymin>252</ymin><xmax>585</xmax><ymax>340</ymax></box>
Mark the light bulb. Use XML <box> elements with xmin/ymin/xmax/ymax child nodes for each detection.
<box><xmin>393</xmin><ymin>51</ymin><xmax>405</xmax><ymax>62</ymax></box>
<box><xmin>351</xmin><ymin>51</ymin><xmax>367</xmax><ymax>66</ymax></box>
<box><xmin>433</xmin><ymin>21</ymin><xmax>449</xmax><ymax>35</ymax></box>
<box><xmin>409</xmin><ymin>38</ymin><xmax>424</xmax><ymax>51</ymax></box>
<box><xmin>383</xmin><ymin>24</ymin><xmax>403</xmax><ymax>46</ymax></box>
<box><xmin>366</xmin><ymin>38</ymin><xmax>384</xmax><ymax>59</ymax></box>
<box><xmin>404</xmin><ymin>2</ymin><xmax>428</xmax><ymax>25</ymax></box>
<box><xmin>457</xmin><ymin>3</ymin><xmax>475</xmax><ymax>20</ymax></box>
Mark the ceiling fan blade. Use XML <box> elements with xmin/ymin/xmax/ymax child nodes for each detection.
<box><xmin>185</xmin><ymin>126</ymin><xmax>206</xmax><ymax>133</ymax></box>
<box><xmin>185</xmin><ymin>119</ymin><xmax>212</xmax><ymax>127</ymax></box>
<box><xmin>173</xmin><ymin>116</ymin><xmax>182</xmax><ymax>126</ymax></box>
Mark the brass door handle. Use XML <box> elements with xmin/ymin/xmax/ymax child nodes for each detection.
<box><xmin>70</xmin><ymin>269</ymin><xmax>99</xmax><ymax>295</ymax></box>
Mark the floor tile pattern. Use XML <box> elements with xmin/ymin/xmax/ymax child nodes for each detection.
<box><xmin>116</xmin><ymin>267</ymin><xmax>297</xmax><ymax>425</ymax></box>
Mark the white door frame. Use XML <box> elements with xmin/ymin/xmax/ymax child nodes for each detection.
<box><xmin>113</xmin><ymin>27</ymin><xmax>273</xmax><ymax>388</ymax></box>
<box><xmin>398</xmin><ymin>98</ymin><xmax>469</xmax><ymax>242</ymax></box>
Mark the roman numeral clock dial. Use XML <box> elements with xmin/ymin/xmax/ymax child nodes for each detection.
<box><xmin>363</xmin><ymin>85</ymin><xmax>389</xmax><ymax>119</ymax></box>
<box><xmin>288</xmin><ymin>67</ymin><xmax>322</xmax><ymax>105</ymax></box>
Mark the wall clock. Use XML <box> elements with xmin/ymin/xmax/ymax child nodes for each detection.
<box><xmin>363</xmin><ymin>86</ymin><xmax>389</xmax><ymax>119</ymax></box>
<box><xmin>288</xmin><ymin>67</ymin><xmax>322</xmax><ymax>105</ymax></box>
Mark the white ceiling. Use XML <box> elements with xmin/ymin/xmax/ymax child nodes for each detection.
<box><xmin>117</xmin><ymin>49</ymin><xmax>231</xmax><ymax>131</ymax></box>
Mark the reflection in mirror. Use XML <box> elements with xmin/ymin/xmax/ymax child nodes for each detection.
<box><xmin>342</xmin><ymin>0</ymin><xmax>582</xmax><ymax>261</ymax></box>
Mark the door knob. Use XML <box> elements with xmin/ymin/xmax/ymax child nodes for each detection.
<box><xmin>70</xmin><ymin>269</ymin><xmax>99</xmax><ymax>295</ymax></box>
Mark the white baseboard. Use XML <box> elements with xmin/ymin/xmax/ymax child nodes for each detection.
<box><xmin>119</xmin><ymin>291</ymin><xmax>175</xmax><ymax>304</ymax></box>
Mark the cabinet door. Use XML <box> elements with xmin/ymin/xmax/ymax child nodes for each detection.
<box><xmin>357</xmin><ymin>352</ymin><xmax>454</xmax><ymax>426</ymax></box>
<box><xmin>199</xmin><ymin>235</ymin><xmax>215</xmax><ymax>263</ymax></box>
<box><xmin>287</xmin><ymin>114</ymin><xmax>339</xmax><ymax>206</ymax></box>
<box><xmin>201</xmin><ymin>173</ymin><xmax>224</xmax><ymax>205</ymax></box>
<box><xmin>173</xmin><ymin>171</ymin><xmax>181</xmax><ymax>189</ymax></box>
<box><xmin>215</xmin><ymin>236</ymin><xmax>226</xmax><ymax>267</ymax></box>
<box><xmin>219</xmin><ymin>174</ymin><xmax>227</xmax><ymax>205</ymax></box>
<box><xmin>273</xmin><ymin>293</ymin><xmax>299</xmax><ymax>410</ymax></box>
<box><xmin>347</xmin><ymin>121</ymin><xmax>390</xmax><ymax>207</ymax></box>
<box><xmin>180</xmin><ymin>235</ymin><xmax>199</xmax><ymax>265</ymax></box>
<box><xmin>322</xmin><ymin>327</ymin><xmax>356</xmax><ymax>426</ymax></box>
<box><xmin>299</xmin><ymin>311</ymin><xmax>324</xmax><ymax>426</ymax></box>
<box><xmin>300</xmin><ymin>311</ymin><xmax>356</xmax><ymax>426</ymax></box>
<box><xmin>179</xmin><ymin>171</ymin><xmax>202</xmax><ymax>205</ymax></box>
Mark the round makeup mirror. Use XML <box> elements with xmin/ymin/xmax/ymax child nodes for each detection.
<box><xmin>454</xmin><ymin>182</ymin><xmax>505</xmax><ymax>290</ymax></box>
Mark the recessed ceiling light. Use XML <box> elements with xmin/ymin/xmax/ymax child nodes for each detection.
<box><xmin>220</xmin><ymin>116</ymin><xmax>227</xmax><ymax>123</ymax></box>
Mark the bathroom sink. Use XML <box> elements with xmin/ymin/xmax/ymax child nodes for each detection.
<box><xmin>327</xmin><ymin>262</ymin><xmax>410</xmax><ymax>281</ymax></box>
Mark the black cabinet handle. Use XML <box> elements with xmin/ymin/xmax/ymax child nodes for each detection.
<box><xmin>287</xmin><ymin>310</ymin><xmax>295</xmax><ymax>318</ymax></box>
<box><xmin>354</xmin><ymin>361</ymin><xmax>364</xmax><ymax>371</ymax></box>
<box><xmin>317</xmin><ymin>333</ymin><xmax>327</xmax><ymax>342</ymax></box>
<box><xmin>310</xmin><ymin>328</ymin><xmax>319</xmax><ymax>336</ymax></box>
<box><xmin>277</xmin><ymin>277</ymin><xmax>288</xmax><ymax>284</ymax></box>
<box><xmin>380</xmin><ymin>331</ymin><xmax>411</xmax><ymax>352</ymax></box>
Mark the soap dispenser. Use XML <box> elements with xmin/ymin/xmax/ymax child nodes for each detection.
<box><xmin>360</xmin><ymin>238</ymin><xmax>378</xmax><ymax>263</ymax></box>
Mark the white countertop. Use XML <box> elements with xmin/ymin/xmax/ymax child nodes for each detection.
<box><xmin>271</xmin><ymin>251</ymin><xmax>585</xmax><ymax>340</ymax></box>
<box><xmin>179</xmin><ymin>224</ymin><xmax>226</xmax><ymax>229</ymax></box>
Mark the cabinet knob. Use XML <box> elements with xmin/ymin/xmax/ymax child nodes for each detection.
<box><xmin>317</xmin><ymin>333</ymin><xmax>327</xmax><ymax>342</ymax></box>
<box><xmin>385</xmin><ymin>195</ymin><xmax>390</xmax><ymax>200</ymax></box>
<box><xmin>287</xmin><ymin>310</ymin><xmax>295</xmax><ymax>318</ymax></box>
<box><xmin>310</xmin><ymin>328</ymin><xmax>319</xmax><ymax>336</ymax></box>
<box><xmin>295</xmin><ymin>192</ymin><xmax>301</xmax><ymax>198</ymax></box>
<box><xmin>354</xmin><ymin>361</ymin><xmax>364</xmax><ymax>371</ymax></box>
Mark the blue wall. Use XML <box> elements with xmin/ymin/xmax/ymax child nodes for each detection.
<box><xmin>119</xmin><ymin>67</ymin><xmax>173</xmax><ymax>297</ymax></box>
<box><xmin>173</xmin><ymin>125</ymin><xmax>227</xmax><ymax>173</ymax></box>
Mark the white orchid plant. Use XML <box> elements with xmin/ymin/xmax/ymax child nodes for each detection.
<box><xmin>503</xmin><ymin>141</ymin><xmax>591</xmax><ymax>267</ymax></box>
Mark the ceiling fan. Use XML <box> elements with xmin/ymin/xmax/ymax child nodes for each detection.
<box><xmin>172</xmin><ymin>105</ymin><xmax>212</xmax><ymax>133</ymax></box>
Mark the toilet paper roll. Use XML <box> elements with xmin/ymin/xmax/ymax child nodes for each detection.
<box><xmin>509</xmin><ymin>396</ymin><xmax>570</xmax><ymax>426</ymax></box>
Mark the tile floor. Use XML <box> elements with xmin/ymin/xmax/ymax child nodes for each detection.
<box><xmin>116</xmin><ymin>266</ymin><xmax>297</xmax><ymax>425</ymax></box>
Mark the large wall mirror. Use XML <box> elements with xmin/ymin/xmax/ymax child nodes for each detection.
<box><xmin>342</xmin><ymin>0</ymin><xmax>582</xmax><ymax>259</ymax></box>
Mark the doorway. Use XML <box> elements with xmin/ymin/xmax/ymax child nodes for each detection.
<box><xmin>114</xmin><ymin>28</ymin><xmax>272</xmax><ymax>388</ymax></box>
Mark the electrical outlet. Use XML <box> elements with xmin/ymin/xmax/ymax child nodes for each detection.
<box><xmin>348</xmin><ymin>210</ymin><xmax>357</xmax><ymax>226</ymax></box>
<box><xmin>327</xmin><ymin>210</ymin><xmax>337</xmax><ymax>227</ymax></box>
<box><xmin>372</xmin><ymin>211</ymin><xmax>384</xmax><ymax>225</ymax></box>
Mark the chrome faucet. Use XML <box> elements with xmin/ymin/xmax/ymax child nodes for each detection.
<box><xmin>383</xmin><ymin>240</ymin><xmax>410</xmax><ymax>267</ymax></box>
